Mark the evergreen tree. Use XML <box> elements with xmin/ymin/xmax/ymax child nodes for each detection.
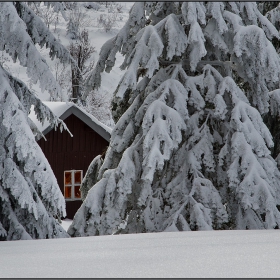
<box><xmin>258</xmin><ymin>2</ymin><xmax>279</xmax><ymax>19</ymax></box>
<box><xmin>257</xmin><ymin>2</ymin><xmax>280</xmax><ymax>164</ymax></box>
<box><xmin>0</xmin><ymin>2</ymin><xmax>72</xmax><ymax>240</ymax></box>
<box><xmin>69</xmin><ymin>2</ymin><xmax>280</xmax><ymax>236</ymax></box>
<box><xmin>67</xmin><ymin>18</ymin><xmax>80</xmax><ymax>40</ymax></box>
<box><xmin>80</xmin><ymin>155</ymin><xmax>104</xmax><ymax>201</ymax></box>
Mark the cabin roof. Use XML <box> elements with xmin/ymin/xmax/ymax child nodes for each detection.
<box><xmin>29</xmin><ymin>102</ymin><xmax>112</xmax><ymax>142</ymax></box>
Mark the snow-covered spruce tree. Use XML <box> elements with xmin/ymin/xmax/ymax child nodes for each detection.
<box><xmin>0</xmin><ymin>2</ymin><xmax>72</xmax><ymax>240</ymax></box>
<box><xmin>80</xmin><ymin>155</ymin><xmax>104</xmax><ymax>201</ymax></box>
<box><xmin>258</xmin><ymin>2</ymin><xmax>280</xmax><ymax>19</ymax></box>
<box><xmin>257</xmin><ymin>2</ymin><xmax>280</xmax><ymax>165</ymax></box>
<box><xmin>67</xmin><ymin>18</ymin><xmax>80</xmax><ymax>40</ymax></box>
<box><xmin>68</xmin><ymin>2</ymin><xmax>280</xmax><ymax>236</ymax></box>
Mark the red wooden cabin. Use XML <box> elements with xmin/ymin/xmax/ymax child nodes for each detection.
<box><xmin>29</xmin><ymin>102</ymin><xmax>111</xmax><ymax>219</ymax></box>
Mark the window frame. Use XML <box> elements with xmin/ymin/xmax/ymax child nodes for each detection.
<box><xmin>64</xmin><ymin>170</ymin><xmax>83</xmax><ymax>201</ymax></box>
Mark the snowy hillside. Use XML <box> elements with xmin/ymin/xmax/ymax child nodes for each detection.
<box><xmin>1</xmin><ymin>230</ymin><xmax>280</xmax><ymax>277</ymax></box>
<box><xmin>1</xmin><ymin>2</ymin><xmax>134</xmax><ymax>125</ymax></box>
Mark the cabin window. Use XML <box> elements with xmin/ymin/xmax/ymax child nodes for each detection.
<box><xmin>64</xmin><ymin>170</ymin><xmax>83</xmax><ymax>200</ymax></box>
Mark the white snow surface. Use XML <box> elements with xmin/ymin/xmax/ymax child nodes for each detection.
<box><xmin>61</xmin><ymin>219</ymin><xmax>73</xmax><ymax>231</ymax></box>
<box><xmin>29</xmin><ymin>101</ymin><xmax>112</xmax><ymax>134</ymax></box>
<box><xmin>1</xmin><ymin>230</ymin><xmax>280</xmax><ymax>278</ymax></box>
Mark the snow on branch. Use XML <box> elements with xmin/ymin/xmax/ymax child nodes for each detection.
<box><xmin>268</xmin><ymin>89</ymin><xmax>280</xmax><ymax>117</ymax></box>
<box><xmin>116</xmin><ymin>14</ymin><xmax>188</xmax><ymax>100</ymax></box>
<box><xmin>2</xmin><ymin>65</ymin><xmax>70</xmax><ymax>137</ymax></box>
<box><xmin>15</xmin><ymin>2</ymin><xmax>72</xmax><ymax>63</ymax></box>
<box><xmin>223</xmin><ymin>11</ymin><xmax>280</xmax><ymax>113</ymax></box>
<box><xmin>239</xmin><ymin>2</ymin><xmax>279</xmax><ymax>40</ymax></box>
<box><xmin>84</xmin><ymin>2</ymin><xmax>146</xmax><ymax>95</ymax></box>
<box><xmin>0</xmin><ymin>2</ymin><xmax>71</xmax><ymax>100</ymax></box>
<box><xmin>181</xmin><ymin>2</ymin><xmax>206</xmax><ymax>25</ymax></box>
<box><xmin>43</xmin><ymin>2</ymin><xmax>67</xmax><ymax>20</ymax></box>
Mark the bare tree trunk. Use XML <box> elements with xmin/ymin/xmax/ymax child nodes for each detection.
<box><xmin>71</xmin><ymin>65</ymin><xmax>82</xmax><ymax>103</ymax></box>
<box><xmin>69</xmin><ymin>31</ymin><xmax>95</xmax><ymax>104</ymax></box>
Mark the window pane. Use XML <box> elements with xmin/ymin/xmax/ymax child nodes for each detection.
<box><xmin>74</xmin><ymin>171</ymin><xmax>82</xmax><ymax>184</ymax></box>
<box><xmin>74</xmin><ymin>186</ymin><xmax>81</xmax><ymax>199</ymax></box>
<box><xmin>65</xmin><ymin>171</ymin><xmax>72</xmax><ymax>185</ymax></box>
<box><xmin>65</xmin><ymin>186</ymin><xmax>72</xmax><ymax>199</ymax></box>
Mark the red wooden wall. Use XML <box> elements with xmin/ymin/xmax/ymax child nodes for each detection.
<box><xmin>37</xmin><ymin>114</ymin><xmax>109</xmax><ymax>219</ymax></box>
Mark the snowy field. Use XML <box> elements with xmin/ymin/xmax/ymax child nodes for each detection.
<box><xmin>1</xmin><ymin>230</ymin><xmax>280</xmax><ymax>278</ymax></box>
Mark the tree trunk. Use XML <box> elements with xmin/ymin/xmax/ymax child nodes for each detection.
<box><xmin>71</xmin><ymin>66</ymin><xmax>81</xmax><ymax>103</ymax></box>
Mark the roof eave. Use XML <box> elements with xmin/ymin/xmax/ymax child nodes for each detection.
<box><xmin>41</xmin><ymin>106</ymin><xmax>111</xmax><ymax>142</ymax></box>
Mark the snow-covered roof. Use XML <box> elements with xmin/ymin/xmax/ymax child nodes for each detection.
<box><xmin>29</xmin><ymin>102</ymin><xmax>112</xmax><ymax>142</ymax></box>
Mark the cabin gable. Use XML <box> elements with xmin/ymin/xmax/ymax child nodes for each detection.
<box><xmin>37</xmin><ymin>113</ymin><xmax>109</xmax><ymax>219</ymax></box>
<box><xmin>42</xmin><ymin>106</ymin><xmax>111</xmax><ymax>142</ymax></box>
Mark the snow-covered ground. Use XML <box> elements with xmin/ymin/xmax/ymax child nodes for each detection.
<box><xmin>1</xmin><ymin>230</ymin><xmax>280</xmax><ymax>278</ymax></box>
<box><xmin>61</xmin><ymin>218</ymin><xmax>73</xmax><ymax>231</ymax></box>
